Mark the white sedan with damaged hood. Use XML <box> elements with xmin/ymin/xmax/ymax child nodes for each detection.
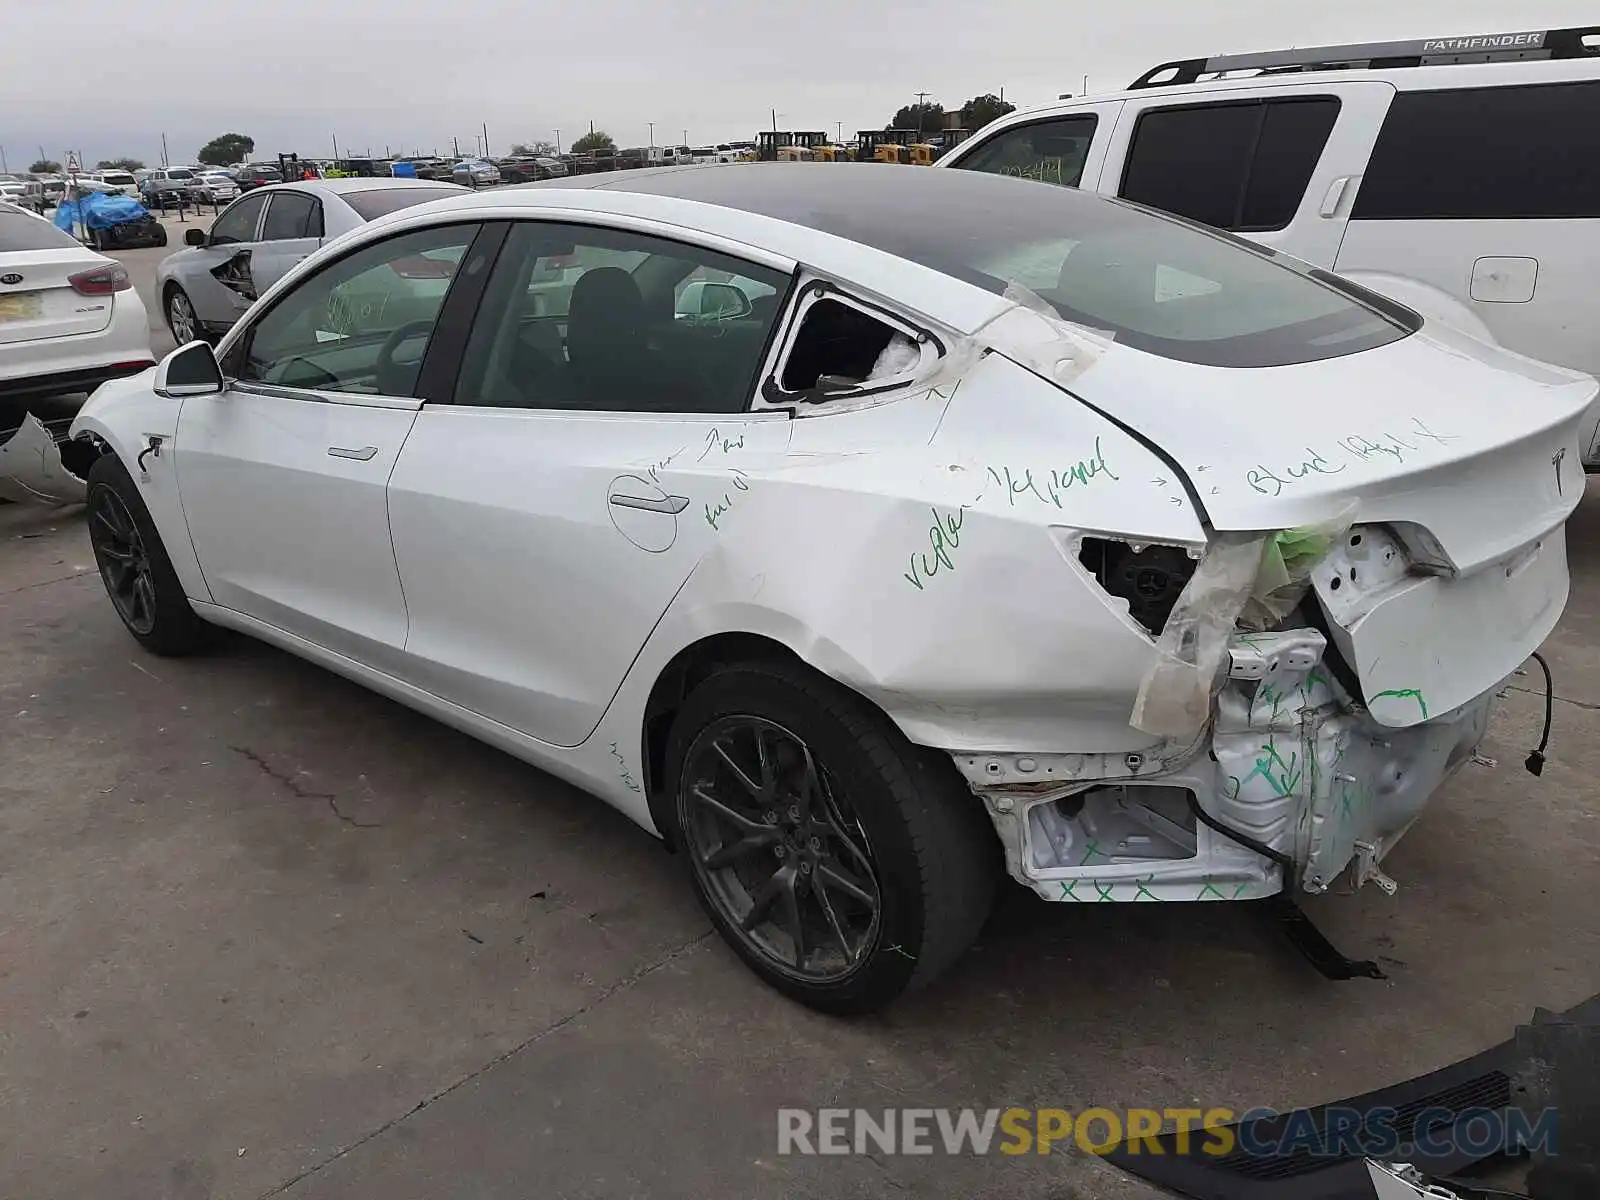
<box><xmin>66</xmin><ymin>164</ymin><xmax>1594</xmax><ymax>1013</ymax></box>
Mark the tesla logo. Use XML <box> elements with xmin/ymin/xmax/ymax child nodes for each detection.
<box><xmin>0</xmin><ymin>272</ymin><xmax>23</xmax><ymax>285</ymax></box>
<box><xmin>1553</xmin><ymin>447</ymin><xmax>1567</xmax><ymax>496</ymax></box>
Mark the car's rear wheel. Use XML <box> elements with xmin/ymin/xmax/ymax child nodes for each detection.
<box><xmin>665</xmin><ymin>660</ymin><xmax>999</xmax><ymax>1014</ymax></box>
<box><xmin>85</xmin><ymin>454</ymin><xmax>213</xmax><ymax>656</ymax></box>
<box><xmin>165</xmin><ymin>287</ymin><xmax>199</xmax><ymax>345</ymax></box>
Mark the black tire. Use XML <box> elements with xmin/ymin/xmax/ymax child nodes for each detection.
<box><xmin>151</xmin><ymin>225</ymin><xmax>168</xmax><ymax>247</ymax></box>
<box><xmin>84</xmin><ymin>453</ymin><xmax>214</xmax><ymax>656</ymax></box>
<box><xmin>665</xmin><ymin>659</ymin><xmax>999</xmax><ymax>1014</ymax></box>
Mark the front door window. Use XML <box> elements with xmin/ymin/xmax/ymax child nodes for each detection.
<box><xmin>234</xmin><ymin>223</ymin><xmax>479</xmax><ymax>396</ymax></box>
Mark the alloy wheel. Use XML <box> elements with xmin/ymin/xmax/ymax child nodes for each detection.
<box><xmin>167</xmin><ymin>292</ymin><xmax>196</xmax><ymax>343</ymax></box>
<box><xmin>88</xmin><ymin>485</ymin><xmax>158</xmax><ymax>636</ymax></box>
<box><xmin>679</xmin><ymin>716</ymin><xmax>882</xmax><ymax>982</ymax></box>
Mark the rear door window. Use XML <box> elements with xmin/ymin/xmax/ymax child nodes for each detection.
<box><xmin>1120</xmin><ymin>98</ymin><xmax>1340</xmax><ymax>231</ymax></box>
<box><xmin>261</xmin><ymin>191</ymin><xmax>321</xmax><ymax>240</ymax></box>
<box><xmin>948</xmin><ymin>115</ymin><xmax>1099</xmax><ymax>188</ymax></box>
<box><xmin>1351</xmin><ymin>82</ymin><xmax>1600</xmax><ymax>220</ymax></box>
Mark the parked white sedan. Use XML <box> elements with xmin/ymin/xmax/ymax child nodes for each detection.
<box><xmin>67</xmin><ymin>165</ymin><xmax>1594</xmax><ymax>1012</ymax></box>
<box><xmin>1</xmin><ymin>201</ymin><xmax>155</xmax><ymax>500</ymax></box>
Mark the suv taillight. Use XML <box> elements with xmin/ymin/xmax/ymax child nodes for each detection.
<box><xmin>68</xmin><ymin>265</ymin><xmax>132</xmax><ymax>295</ymax></box>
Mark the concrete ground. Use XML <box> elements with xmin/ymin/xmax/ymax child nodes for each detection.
<box><xmin>0</xmin><ymin>243</ymin><xmax>1596</xmax><ymax>1199</ymax></box>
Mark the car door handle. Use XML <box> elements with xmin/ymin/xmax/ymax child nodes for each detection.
<box><xmin>328</xmin><ymin>445</ymin><xmax>379</xmax><ymax>461</ymax></box>
<box><xmin>1319</xmin><ymin>175</ymin><xmax>1356</xmax><ymax>217</ymax></box>
<box><xmin>610</xmin><ymin>492</ymin><xmax>689</xmax><ymax>514</ymax></box>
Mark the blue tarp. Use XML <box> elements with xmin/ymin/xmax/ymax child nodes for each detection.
<box><xmin>53</xmin><ymin>191</ymin><xmax>151</xmax><ymax>233</ymax></box>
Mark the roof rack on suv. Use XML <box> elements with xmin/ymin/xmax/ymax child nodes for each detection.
<box><xmin>1129</xmin><ymin>25</ymin><xmax>1600</xmax><ymax>88</ymax></box>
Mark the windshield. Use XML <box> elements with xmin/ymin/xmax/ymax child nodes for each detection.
<box><xmin>100</xmin><ymin>172</ymin><xmax>136</xmax><ymax>183</ymax></box>
<box><xmin>343</xmin><ymin>187</ymin><xmax>464</xmax><ymax>220</ymax></box>
<box><xmin>610</xmin><ymin>165</ymin><xmax>1416</xmax><ymax>369</ymax></box>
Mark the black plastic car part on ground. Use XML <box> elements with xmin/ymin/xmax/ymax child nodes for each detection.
<box><xmin>1099</xmin><ymin>992</ymin><xmax>1600</xmax><ymax>1200</ymax></box>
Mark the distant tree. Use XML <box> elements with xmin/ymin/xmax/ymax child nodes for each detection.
<box><xmin>571</xmin><ymin>130</ymin><xmax>615</xmax><ymax>153</ymax></box>
<box><xmin>510</xmin><ymin>140</ymin><xmax>559</xmax><ymax>156</ymax></box>
<box><xmin>97</xmin><ymin>157</ymin><xmax>145</xmax><ymax>171</ymax></box>
<box><xmin>29</xmin><ymin>159</ymin><xmax>62</xmax><ymax>174</ymax></box>
<box><xmin>959</xmin><ymin>94</ymin><xmax>1016</xmax><ymax>131</ymax></box>
<box><xmin>888</xmin><ymin>102</ymin><xmax>945</xmax><ymax>135</ymax></box>
<box><xmin>196</xmin><ymin>133</ymin><xmax>255</xmax><ymax>166</ymax></box>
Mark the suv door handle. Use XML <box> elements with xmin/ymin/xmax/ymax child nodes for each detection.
<box><xmin>1319</xmin><ymin>175</ymin><xmax>1356</xmax><ymax>217</ymax></box>
<box><xmin>328</xmin><ymin>445</ymin><xmax>379</xmax><ymax>461</ymax></box>
<box><xmin>610</xmin><ymin>492</ymin><xmax>689</xmax><ymax>514</ymax></box>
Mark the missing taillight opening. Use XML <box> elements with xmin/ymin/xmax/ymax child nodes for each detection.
<box><xmin>68</xmin><ymin>266</ymin><xmax>131</xmax><ymax>295</ymax></box>
<box><xmin>1079</xmin><ymin>538</ymin><xmax>1196</xmax><ymax>636</ymax></box>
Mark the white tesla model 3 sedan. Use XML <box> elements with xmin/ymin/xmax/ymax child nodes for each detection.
<box><xmin>67</xmin><ymin>164</ymin><xmax>1595</xmax><ymax>1012</ymax></box>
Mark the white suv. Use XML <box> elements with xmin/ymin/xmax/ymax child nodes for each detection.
<box><xmin>939</xmin><ymin>25</ymin><xmax>1600</xmax><ymax>463</ymax></box>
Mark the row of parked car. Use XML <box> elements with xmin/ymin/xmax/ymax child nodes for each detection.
<box><xmin>0</xmin><ymin>163</ymin><xmax>285</xmax><ymax>215</ymax></box>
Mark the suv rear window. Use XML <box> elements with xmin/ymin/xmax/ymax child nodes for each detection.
<box><xmin>0</xmin><ymin>208</ymin><xmax>83</xmax><ymax>251</ymax></box>
<box><xmin>344</xmin><ymin>188</ymin><xmax>463</xmax><ymax>220</ymax></box>
<box><xmin>1352</xmin><ymin>82</ymin><xmax>1600</xmax><ymax>220</ymax></box>
<box><xmin>1120</xmin><ymin>98</ymin><xmax>1340</xmax><ymax>232</ymax></box>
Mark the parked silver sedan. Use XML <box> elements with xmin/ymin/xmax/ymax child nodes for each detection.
<box><xmin>191</xmin><ymin>171</ymin><xmax>241</xmax><ymax>204</ymax></box>
<box><xmin>155</xmin><ymin>177</ymin><xmax>467</xmax><ymax>342</ymax></box>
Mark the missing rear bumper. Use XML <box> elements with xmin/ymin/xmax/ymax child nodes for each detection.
<box><xmin>0</xmin><ymin>413</ymin><xmax>89</xmax><ymax>505</ymax></box>
<box><xmin>957</xmin><ymin>626</ymin><xmax>1497</xmax><ymax>906</ymax></box>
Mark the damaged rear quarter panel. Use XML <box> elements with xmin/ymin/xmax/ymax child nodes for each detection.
<box><xmin>615</xmin><ymin>353</ymin><xmax>1206</xmax><ymax>754</ymax></box>
<box><xmin>68</xmin><ymin>376</ymin><xmax>213</xmax><ymax>603</ymax></box>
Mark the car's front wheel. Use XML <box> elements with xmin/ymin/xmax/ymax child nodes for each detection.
<box><xmin>666</xmin><ymin>659</ymin><xmax>999</xmax><ymax>1014</ymax></box>
<box><xmin>85</xmin><ymin>454</ymin><xmax>214</xmax><ymax>656</ymax></box>
<box><xmin>165</xmin><ymin>286</ymin><xmax>199</xmax><ymax>345</ymax></box>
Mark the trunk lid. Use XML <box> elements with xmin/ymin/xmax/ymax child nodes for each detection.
<box><xmin>995</xmin><ymin>314</ymin><xmax>1597</xmax><ymax>726</ymax></box>
<box><xmin>0</xmin><ymin>249</ymin><xmax>117</xmax><ymax>344</ymax></box>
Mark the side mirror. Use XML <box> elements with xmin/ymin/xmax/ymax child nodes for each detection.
<box><xmin>185</xmin><ymin>227</ymin><xmax>206</xmax><ymax>247</ymax></box>
<box><xmin>154</xmin><ymin>340</ymin><xmax>224</xmax><ymax>398</ymax></box>
<box><xmin>676</xmin><ymin>281</ymin><xmax>752</xmax><ymax>321</ymax></box>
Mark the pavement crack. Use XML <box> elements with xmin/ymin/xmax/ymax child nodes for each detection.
<box><xmin>253</xmin><ymin>929</ymin><xmax>714</xmax><ymax>1199</ymax></box>
<box><xmin>228</xmin><ymin>745</ymin><xmax>381</xmax><ymax>829</ymax></box>
<box><xmin>0</xmin><ymin>567</ymin><xmax>96</xmax><ymax>597</ymax></box>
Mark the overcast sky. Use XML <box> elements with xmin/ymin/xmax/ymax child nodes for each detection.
<box><xmin>4</xmin><ymin>0</ymin><xmax>1595</xmax><ymax>168</ymax></box>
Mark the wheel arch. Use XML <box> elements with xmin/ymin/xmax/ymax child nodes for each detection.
<box><xmin>640</xmin><ymin>631</ymin><xmax>802</xmax><ymax>847</ymax></box>
<box><xmin>68</xmin><ymin>388</ymin><xmax>214</xmax><ymax>604</ymax></box>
